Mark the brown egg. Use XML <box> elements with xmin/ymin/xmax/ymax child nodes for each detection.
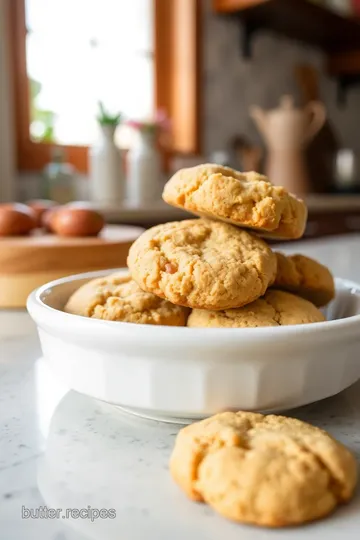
<box><xmin>41</xmin><ymin>206</ymin><xmax>61</xmax><ymax>232</ymax></box>
<box><xmin>0</xmin><ymin>203</ymin><xmax>37</xmax><ymax>236</ymax></box>
<box><xmin>26</xmin><ymin>199</ymin><xmax>57</xmax><ymax>227</ymax></box>
<box><xmin>44</xmin><ymin>202</ymin><xmax>97</xmax><ymax>233</ymax></box>
<box><xmin>52</xmin><ymin>207</ymin><xmax>105</xmax><ymax>237</ymax></box>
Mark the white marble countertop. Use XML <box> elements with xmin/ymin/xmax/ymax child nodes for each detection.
<box><xmin>1</xmin><ymin>234</ymin><xmax>360</xmax><ymax>539</ymax></box>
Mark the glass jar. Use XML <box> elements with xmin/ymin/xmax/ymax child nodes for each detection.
<box><xmin>42</xmin><ymin>147</ymin><xmax>76</xmax><ymax>204</ymax></box>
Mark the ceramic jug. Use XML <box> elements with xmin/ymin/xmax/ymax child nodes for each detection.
<box><xmin>250</xmin><ymin>95</ymin><xmax>326</xmax><ymax>194</ymax></box>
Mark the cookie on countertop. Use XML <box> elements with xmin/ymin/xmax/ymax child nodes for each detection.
<box><xmin>273</xmin><ymin>252</ymin><xmax>335</xmax><ymax>307</ymax></box>
<box><xmin>127</xmin><ymin>219</ymin><xmax>277</xmax><ymax>311</ymax></box>
<box><xmin>64</xmin><ymin>273</ymin><xmax>188</xmax><ymax>326</ymax></box>
<box><xmin>187</xmin><ymin>289</ymin><xmax>325</xmax><ymax>328</ymax></box>
<box><xmin>163</xmin><ymin>164</ymin><xmax>307</xmax><ymax>240</ymax></box>
<box><xmin>170</xmin><ymin>411</ymin><xmax>357</xmax><ymax>527</ymax></box>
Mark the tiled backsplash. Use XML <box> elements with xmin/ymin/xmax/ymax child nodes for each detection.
<box><xmin>202</xmin><ymin>0</ymin><xmax>360</xmax><ymax>156</ymax></box>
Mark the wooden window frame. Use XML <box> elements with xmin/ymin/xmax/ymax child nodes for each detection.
<box><xmin>9</xmin><ymin>0</ymin><xmax>200</xmax><ymax>173</ymax></box>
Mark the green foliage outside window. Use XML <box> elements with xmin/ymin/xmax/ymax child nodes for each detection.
<box><xmin>29</xmin><ymin>77</ymin><xmax>56</xmax><ymax>143</ymax></box>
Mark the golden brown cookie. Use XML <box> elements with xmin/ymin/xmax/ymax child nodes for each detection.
<box><xmin>170</xmin><ymin>411</ymin><xmax>357</xmax><ymax>527</ymax></box>
<box><xmin>64</xmin><ymin>273</ymin><xmax>188</xmax><ymax>326</ymax></box>
<box><xmin>273</xmin><ymin>252</ymin><xmax>335</xmax><ymax>307</ymax></box>
<box><xmin>187</xmin><ymin>289</ymin><xmax>325</xmax><ymax>328</ymax></box>
<box><xmin>127</xmin><ymin>219</ymin><xmax>277</xmax><ymax>311</ymax></box>
<box><xmin>163</xmin><ymin>165</ymin><xmax>307</xmax><ymax>239</ymax></box>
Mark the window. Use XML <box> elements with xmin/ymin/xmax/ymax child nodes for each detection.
<box><xmin>9</xmin><ymin>0</ymin><xmax>200</xmax><ymax>172</ymax></box>
<box><xmin>26</xmin><ymin>0</ymin><xmax>154</xmax><ymax>146</ymax></box>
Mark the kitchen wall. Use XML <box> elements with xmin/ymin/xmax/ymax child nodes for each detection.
<box><xmin>202</xmin><ymin>0</ymin><xmax>360</xmax><ymax>157</ymax></box>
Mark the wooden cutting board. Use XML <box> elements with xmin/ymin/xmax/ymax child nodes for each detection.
<box><xmin>0</xmin><ymin>225</ymin><xmax>144</xmax><ymax>308</ymax></box>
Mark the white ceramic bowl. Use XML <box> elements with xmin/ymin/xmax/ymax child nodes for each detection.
<box><xmin>27</xmin><ymin>269</ymin><xmax>360</xmax><ymax>422</ymax></box>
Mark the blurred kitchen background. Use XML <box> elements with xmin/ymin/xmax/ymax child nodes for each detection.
<box><xmin>2</xmin><ymin>0</ymin><xmax>360</xmax><ymax>237</ymax></box>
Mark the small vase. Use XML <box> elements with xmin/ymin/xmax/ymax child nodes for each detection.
<box><xmin>127</xmin><ymin>131</ymin><xmax>162</xmax><ymax>206</ymax></box>
<box><xmin>89</xmin><ymin>125</ymin><xmax>125</xmax><ymax>206</ymax></box>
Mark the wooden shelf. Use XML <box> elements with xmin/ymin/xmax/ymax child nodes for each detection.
<box><xmin>214</xmin><ymin>0</ymin><xmax>360</xmax><ymax>54</ymax></box>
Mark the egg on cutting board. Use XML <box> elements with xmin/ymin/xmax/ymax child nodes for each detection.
<box><xmin>51</xmin><ymin>207</ymin><xmax>105</xmax><ymax>237</ymax></box>
<box><xmin>0</xmin><ymin>203</ymin><xmax>37</xmax><ymax>236</ymax></box>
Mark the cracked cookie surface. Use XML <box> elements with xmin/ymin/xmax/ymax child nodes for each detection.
<box><xmin>64</xmin><ymin>273</ymin><xmax>188</xmax><ymax>326</ymax></box>
<box><xmin>187</xmin><ymin>289</ymin><xmax>325</xmax><ymax>328</ymax></box>
<box><xmin>127</xmin><ymin>219</ymin><xmax>277</xmax><ymax>310</ymax></box>
<box><xmin>163</xmin><ymin>164</ymin><xmax>307</xmax><ymax>239</ymax></box>
<box><xmin>273</xmin><ymin>252</ymin><xmax>335</xmax><ymax>307</ymax></box>
<box><xmin>169</xmin><ymin>411</ymin><xmax>357</xmax><ymax>527</ymax></box>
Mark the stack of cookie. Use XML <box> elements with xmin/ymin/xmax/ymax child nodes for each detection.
<box><xmin>66</xmin><ymin>164</ymin><xmax>335</xmax><ymax>326</ymax></box>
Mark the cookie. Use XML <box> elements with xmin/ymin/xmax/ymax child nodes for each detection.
<box><xmin>169</xmin><ymin>411</ymin><xmax>357</xmax><ymax>527</ymax></box>
<box><xmin>273</xmin><ymin>252</ymin><xmax>335</xmax><ymax>307</ymax></box>
<box><xmin>127</xmin><ymin>219</ymin><xmax>277</xmax><ymax>311</ymax></box>
<box><xmin>64</xmin><ymin>273</ymin><xmax>188</xmax><ymax>326</ymax></box>
<box><xmin>163</xmin><ymin>164</ymin><xmax>307</xmax><ymax>239</ymax></box>
<box><xmin>187</xmin><ymin>289</ymin><xmax>325</xmax><ymax>328</ymax></box>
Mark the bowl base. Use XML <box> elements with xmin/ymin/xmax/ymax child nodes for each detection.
<box><xmin>115</xmin><ymin>405</ymin><xmax>202</xmax><ymax>425</ymax></box>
